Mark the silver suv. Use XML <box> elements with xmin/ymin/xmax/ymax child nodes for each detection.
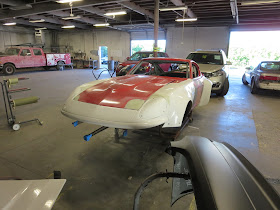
<box><xmin>187</xmin><ymin>50</ymin><xmax>231</xmax><ymax>96</ymax></box>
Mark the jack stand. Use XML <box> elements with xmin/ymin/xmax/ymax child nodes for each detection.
<box><xmin>83</xmin><ymin>126</ymin><xmax>108</xmax><ymax>141</ymax></box>
<box><xmin>114</xmin><ymin>128</ymin><xmax>128</xmax><ymax>142</ymax></box>
<box><xmin>114</xmin><ymin>128</ymin><xmax>120</xmax><ymax>143</ymax></box>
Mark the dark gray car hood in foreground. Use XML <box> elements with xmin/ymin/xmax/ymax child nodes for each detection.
<box><xmin>168</xmin><ymin>136</ymin><xmax>280</xmax><ymax>210</ymax></box>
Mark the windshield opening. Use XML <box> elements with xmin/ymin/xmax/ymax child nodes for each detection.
<box><xmin>4</xmin><ymin>48</ymin><xmax>20</xmax><ymax>56</ymax></box>
<box><xmin>129</xmin><ymin>60</ymin><xmax>193</xmax><ymax>78</ymax></box>
<box><xmin>187</xmin><ymin>53</ymin><xmax>223</xmax><ymax>65</ymax></box>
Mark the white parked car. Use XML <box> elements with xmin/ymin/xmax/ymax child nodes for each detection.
<box><xmin>187</xmin><ymin>50</ymin><xmax>231</xmax><ymax>96</ymax></box>
<box><xmin>61</xmin><ymin>58</ymin><xmax>212</xmax><ymax>130</ymax></box>
<box><xmin>242</xmin><ymin>61</ymin><xmax>280</xmax><ymax>94</ymax></box>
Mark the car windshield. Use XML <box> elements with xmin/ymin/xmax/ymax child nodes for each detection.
<box><xmin>260</xmin><ymin>62</ymin><xmax>280</xmax><ymax>71</ymax></box>
<box><xmin>4</xmin><ymin>48</ymin><xmax>20</xmax><ymax>55</ymax></box>
<box><xmin>129</xmin><ymin>60</ymin><xmax>194</xmax><ymax>78</ymax></box>
<box><xmin>187</xmin><ymin>53</ymin><xmax>223</xmax><ymax>65</ymax></box>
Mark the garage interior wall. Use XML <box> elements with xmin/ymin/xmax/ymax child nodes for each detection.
<box><xmin>44</xmin><ymin>30</ymin><xmax>130</xmax><ymax>62</ymax></box>
<box><xmin>166</xmin><ymin>26</ymin><xmax>230</xmax><ymax>58</ymax></box>
<box><xmin>0</xmin><ymin>26</ymin><xmax>35</xmax><ymax>52</ymax></box>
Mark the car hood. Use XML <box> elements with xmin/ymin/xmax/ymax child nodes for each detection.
<box><xmin>198</xmin><ymin>64</ymin><xmax>224</xmax><ymax>73</ymax></box>
<box><xmin>0</xmin><ymin>179</ymin><xmax>66</xmax><ymax>210</ymax></box>
<box><xmin>77</xmin><ymin>75</ymin><xmax>186</xmax><ymax>108</ymax></box>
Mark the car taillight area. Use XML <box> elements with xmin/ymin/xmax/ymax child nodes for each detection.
<box><xmin>259</xmin><ymin>75</ymin><xmax>280</xmax><ymax>82</ymax></box>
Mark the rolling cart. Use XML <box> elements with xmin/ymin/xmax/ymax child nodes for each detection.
<box><xmin>0</xmin><ymin>77</ymin><xmax>43</xmax><ymax>131</ymax></box>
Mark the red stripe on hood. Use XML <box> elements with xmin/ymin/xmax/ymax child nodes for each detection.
<box><xmin>78</xmin><ymin>75</ymin><xmax>187</xmax><ymax>108</ymax></box>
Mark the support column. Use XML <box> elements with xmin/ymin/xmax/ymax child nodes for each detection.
<box><xmin>154</xmin><ymin>0</ymin><xmax>159</xmax><ymax>57</ymax></box>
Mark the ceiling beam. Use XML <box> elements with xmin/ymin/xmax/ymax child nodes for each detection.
<box><xmin>51</xmin><ymin>10</ymin><xmax>101</xmax><ymax>25</ymax></box>
<box><xmin>12</xmin><ymin>19</ymin><xmax>61</xmax><ymax>30</ymax></box>
<box><xmin>170</xmin><ymin>0</ymin><xmax>196</xmax><ymax>18</ymax></box>
<box><xmin>78</xmin><ymin>6</ymin><xmax>114</xmax><ymax>19</ymax></box>
<box><xmin>28</xmin><ymin>15</ymin><xmax>89</xmax><ymax>29</ymax></box>
<box><xmin>0</xmin><ymin>0</ymin><xmax>128</xmax><ymax>21</ymax></box>
<box><xmin>51</xmin><ymin>10</ymin><xmax>123</xmax><ymax>31</ymax></box>
<box><xmin>230</xmin><ymin>0</ymin><xmax>239</xmax><ymax>24</ymax></box>
<box><xmin>0</xmin><ymin>0</ymin><xmax>26</xmax><ymax>7</ymax></box>
<box><xmin>119</xmin><ymin>1</ymin><xmax>154</xmax><ymax>20</ymax></box>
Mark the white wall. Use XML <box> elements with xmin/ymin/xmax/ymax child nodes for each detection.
<box><xmin>48</xmin><ymin>30</ymin><xmax>130</xmax><ymax>62</ymax></box>
<box><xmin>43</xmin><ymin>26</ymin><xmax>229</xmax><ymax>62</ymax></box>
<box><xmin>0</xmin><ymin>26</ymin><xmax>35</xmax><ymax>53</ymax></box>
<box><xmin>166</xmin><ymin>26</ymin><xmax>230</xmax><ymax>58</ymax></box>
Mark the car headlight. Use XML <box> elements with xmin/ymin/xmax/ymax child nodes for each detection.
<box><xmin>211</xmin><ymin>69</ymin><xmax>224</xmax><ymax>77</ymax></box>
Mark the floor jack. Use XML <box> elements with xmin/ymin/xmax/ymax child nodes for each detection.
<box><xmin>0</xmin><ymin>77</ymin><xmax>43</xmax><ymax>131</ymax></box>
<box><xmin>72</xmin><ymin>120</ymin><xmax>128</xmax><ymax>142</ymax></box>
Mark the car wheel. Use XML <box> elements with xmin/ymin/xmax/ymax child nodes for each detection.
<box><xmin>250</xmin><ymin>78</ymin><xmax>258</xmax><ymax>94</ymax></box>
<box><xmin>242</xmin><ymin>74</ymin><xmax>249</xmax><ymax>85</ymax></box>
<box><xmin>56</xmin><ymin>61</ymin><xmax>64</xmax><ymax>71</ymax></box>
<box><xmin>217</xmin><ymin>77</ymin><xmax>229</xmax><ymax>97</ymax></box>
<box><xmin>3</xmin><ymin>64</ymin><xmax>16</xmax><ymax>75</ymax></box>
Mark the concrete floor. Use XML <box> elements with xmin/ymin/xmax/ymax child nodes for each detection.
<box><xmin>0</xmin><ymin>67</ymin><xmax>279</xmax><ymax>209</ymax></box>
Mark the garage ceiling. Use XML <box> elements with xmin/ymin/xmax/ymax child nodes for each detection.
<box><xmin>0</xmin><ymin>0</ymin><xmax>279</xmax><ymax>32</ymax></box>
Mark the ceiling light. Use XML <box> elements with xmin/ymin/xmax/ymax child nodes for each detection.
<box><xmin>3</xmin><ymin>22</ymin><xmax>16</xmax><ymax>26</ymax></box>
<box><xmin>159</xmin><ymin>5</ymin><xmax>188</xmax><ymax>11</ymax></box>
<box><xmin>62</xmin><ymin>15</ymin><xmax>81</xmax><ymax>20</ymax></box>
<box><xmin>35</xmin><ymin>27</ymin><xmax>47</xmax><ymax>30</ymax></box>
<box><xmin>56</xmin><ymin>0</ymin><xmax>82</xmax><ymax>3</ymax></box>
<box><xmin>29</xmin><ymin>19</ymin><xmax>45</xmax><ymax>23</ymax></box>
<box><xmin>105</xmin><ymin>11</ymin><xmax>127</xmax><ymax>16</ymax></box>
<box><xmin>176</xmin><ymin>18</ymin><xmax>197</xmax><ymax>22</ymax></box>
<box><xmin>61</xmin><ymin>25</ymin><xmax>75</xmax><ymax>29</ymax></box>
<box><xmin>241</xmin><ymin>0</ymin><xmax>280</xmax><ymax>5</ymax></box>
<box><xmin>94</xmin><ymin>23</ymin><xmax>110</xmax><ymax>27</ymax></box>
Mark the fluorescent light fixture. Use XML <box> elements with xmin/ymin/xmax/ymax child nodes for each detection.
<box><xmin>56</xmin><ymin>0</ymin><xmax>82</xmax><ymax>3</ymax></box>
<box><xmin>29</xmin><ymin>19</ymin><xmax>45</xmax><ymax>23</ymax></box>
<box><xmin>61</xmin><ymin>25</ymin><xmax>75</xmax><ymax>29</ymax></box>
<box><xmin>241</xmin><ymin>0</ymin><xmax>280</xmax><ymax>5</ymax></box>
<box><xmin>62</xmin><ymin>15</ymin><xmax>81</xmax><ymax>20</ymax></box>
<box><xmin>94</xmin><ymin>23</ymin><xmax>110</xmax><ymax>27</ymax></box>
<box><xmin>3</xmin><ymin>22</ymin><xmax>16</xmax><ymax>26</ymax></box>
<box><xmin>35</xmin><ymin>27</ymin><xmax>47</xmax><ymax>30</ymax></box>
<box><xmin>159</xmin><ymin>5</ymin><xmax>188</xmax><ymax>11</ymax></box>
<box><xmin>105</xmin><ymin>11</ymin><xmax>127</xmax><ymax>16</ymax></box>
<box><xmin>176</xmin><ymin>18</ymin><xmax>197</xmax><ymax>22</ymax></box>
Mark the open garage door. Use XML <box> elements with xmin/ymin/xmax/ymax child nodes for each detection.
<box><xmin>228</xmin><ymin>31</ymin><xmax>280</xmax><ymax>69</ymax></box>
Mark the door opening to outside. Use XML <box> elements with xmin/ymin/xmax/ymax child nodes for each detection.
<box><xmin>99</xmin><ymin>46</ymin><xmax>108</xmax><ymax>68</ymax></box>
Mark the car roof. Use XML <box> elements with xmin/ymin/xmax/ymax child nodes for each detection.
<box><xmin>141</xmin><ymin>57</ymin><xmax>191</xmax><ymax>62</ymax></box>
<box><xmin>190</xmin><ymin>50</ymin><xmax>222</xmax><ymax>54</ymax></box>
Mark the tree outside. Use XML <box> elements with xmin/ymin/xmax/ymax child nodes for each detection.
<box><xmin>228</xmin><ymin>31</ymin><xmax>280</xmax><ymax>68</ymax></box>
<box><xmin>131</xmin><ymin>40</ymin><xmax>166</xmax><ymax>55</ymax></box>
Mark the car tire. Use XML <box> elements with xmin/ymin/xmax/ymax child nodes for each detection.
<box><xmin>217</xmin><ymin>77</ymin><xmax>229</xmax><ymax>97</ymax></box>
<box><xmin>250</xmin><ymin>78</ymin><xmax>258</xmax><ymax>94</ymax></box>
<box><xmin>242</xmin><ymin>74</ymin><xmax>249</xmax><ymax>85</ymax></box>
<box><xmin>3</xmin><ymin>63</ymin><xmax>16</xmax><ymax>75</ymax></box>
<box><xmin>56</xmin><ymin>61</ymin><xmax>64</xmax><ymax>71</ymax></box>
